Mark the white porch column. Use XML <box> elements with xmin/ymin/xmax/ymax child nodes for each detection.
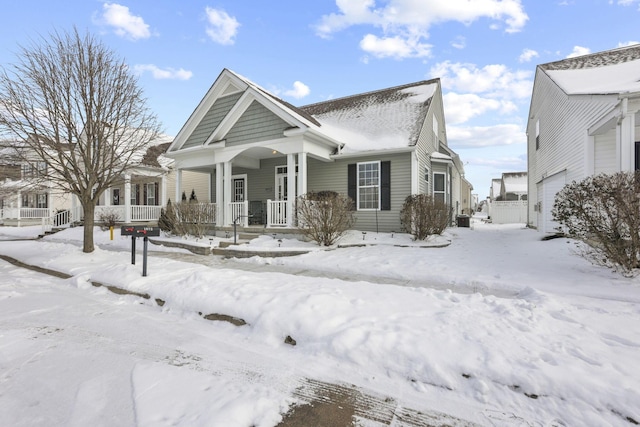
<box><xmin>17</xmin><ymin>190</ymin><xmax>21</xmax><ymax>222</ymax></box>
<box><xmin>161</xmin><ymin>175</ymin><xmax>167</xmax><ymax>206</ymax></box>
<box><xmin>104</xmin><ymin>188</ymin><xmax>111</xmax><ymax>206</ymax></box>
<box><xmin>215</xmin><ymin>163</ymin><xmax>223</xmax><ymax>225</ymax></box>
<box><xmin>175</xmin><ymin>169</ymin><xmax>183</xmax><ymax>203</ymax></box>
<box><xmin>619</xmin><ymin>113</ymin><xmax>635</xmax><ymax>172</ymax></box>
<box><xmin>124</xmin><ymin>174</ymin><xmax>131</xmax><ymax>223</ymax></box>
<box><xmin>223</xmin><ymin>161</ymin><xmax>232</xmax><ymax>226</ymax></box>
<box><xmin>297</xmin><ymin>152</ymin><xmax>308</xmax><ymax>197</ymax></box>
<box><xmin>286</xmin><ymin>153</ymin><xmax>296</xmax><ymax>227</ymax></box>
<box><xmin>71</xmin><ymin>194</ymin><xmax>78</xmax><ymax>223</ymax></box>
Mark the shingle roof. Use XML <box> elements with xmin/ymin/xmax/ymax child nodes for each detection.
<box><xmin>541</xmin><ymin>44</ymin><xmax>640</xmax><ymax>71</ymax></box>
<box><xmin>300</xmin><ymin>80</ymin><xmax>439</xmax><ymax>153</ymax></box>
<box><xmin>140</xmin><ymin>142</ymin><xmax>171</xmax><ymax>168</ymax></box>
<box><xmin>539</xmin><ymin>44</ymin><xmax>640</xmax><ymax>95</ymax></box>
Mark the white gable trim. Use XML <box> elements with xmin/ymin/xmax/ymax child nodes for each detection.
<box><xmin>168</xmin><ymin>70</ymin><xmax>248</xmax><ymax>152</ymax></box>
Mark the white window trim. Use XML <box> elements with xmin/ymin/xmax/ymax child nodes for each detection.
<box><xmin>231</xmin><ymin>174</ymin><xmax>248</xmax><ymax>202</ymax></box>
<box><xmin>357</xmin><ymin>161</ymin><xmax>381</xmax><ymax>211</ymax></box>
<box><xmin>274</xmin><ymin>165</ymin><xmax>297</xmax><ymax>201</ymax></box>
<box><xmin>433</xmin><ymin>172</ymin><xmax>446</xmax><ymax>202</ymax></box>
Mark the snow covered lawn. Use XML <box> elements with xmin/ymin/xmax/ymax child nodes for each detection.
<box><xmin>0</xmin><ymin>218</ymin><xmax>638</xmax><ymax>426</ymax></box>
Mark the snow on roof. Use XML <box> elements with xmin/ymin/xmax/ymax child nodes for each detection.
<box><xmin>301</xmin><ymin>81</ymin><xmax>438</xmax><ymax>154</ymax></box>
<box><xmin>541</xmin><ymin>44</ymin><xmax>640</xmax><ymax>95</ymax></box>
<box><xmin>222</xmin><ymin>69</ymin><xmax>439</xmax><ymax>154</ymax></box>
<box><xmin>431</xmin><ymin>151</ymin><xmax>452</xmax><ymax>161</ymax></box>
<box><xmin>502</xmin><ymin>172</ymin><xmax>527</xmax><ymax>193</ymax></box>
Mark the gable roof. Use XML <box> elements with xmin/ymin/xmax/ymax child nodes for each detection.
<box><xmin>169</xmin><ymin>69</ymin><xmax>440</xmax><ymax>155</ymax></box>
<box><xmin>540</xmin><ymin>44</ymin><xmax>640</xmax><ymax>95</ymax></box>
<box><xmin>301</xmin><ymin>80</ymin><xmax>438</xmax><ymax>154</ymax></box>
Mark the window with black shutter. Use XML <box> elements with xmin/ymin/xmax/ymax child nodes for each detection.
<box><xmin>348</xmin><ymin>161</ymin><xmax>391</xmax><ymax>211</ymax></box>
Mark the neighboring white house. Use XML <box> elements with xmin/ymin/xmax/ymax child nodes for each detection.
<box><xmin>499</xmin><ymin>172</ymin><xmax>527</xmax><ymax>201</ymax></box>
<box><xmin>527</xmin><ymin>44</ymin><xmax>640</xmax><ymax>233</ymax></box>
<box><xmin>166</xmin><ymin>68</ymin><xmax>472</xmax><ymax>232</ymax></box>
<box><xmin>486</xmin><ymin>172</ymin><xmax>528</xmax><ymax>224</ymax></box>
<box><xmin>0</xmin><ymin>136</ymin><xmax>173</xmax><ymax>227</ymax></box>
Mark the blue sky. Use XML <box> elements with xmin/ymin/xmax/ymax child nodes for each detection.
<box><xmin>1</xmin><ymin>1</ymin><xmax>639</xmax><ymax>199</ymax></box>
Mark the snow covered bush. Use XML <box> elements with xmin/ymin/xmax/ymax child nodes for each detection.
<box><xmin>159</xmin><ymin>200</ymin><xmax>215</xmax><ymax>238</ymax></box>
<box><xmin>296</xmin><ymin>191</ymin><xmax>354</xmax><ymax>246</ymax></box>
<box><xmin>400</xmin><ymin>194</ymin><xmax>450</xmax><ymax>240</ymax></box>
<box><xmin>552</xmin><ymin>171</ymin><xmax>640</xmax><ymax>274</ymax></box>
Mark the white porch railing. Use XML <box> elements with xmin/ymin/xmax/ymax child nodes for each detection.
<box><xmin>229</xmin><ymin>201</ymin><xmax>249</xmax><ymax>227</ymax></box>
<box><xmin>266</xmin><ymin>199</ymin><xmax>287</xmax><ymax>227</ymax></box>
<box><xmin>131</xmin><ymin>205</ymin><xmax>162</xmax><ymax>221</ymax></box>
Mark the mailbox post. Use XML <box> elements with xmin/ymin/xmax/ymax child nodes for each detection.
<box><xmin>120</xmin><ymin>225</ymin><xmax>161</xmax><ymax>276</ymax></box>
<box><xmin>120</xmin><ymin>226</ymin><xmax>137</xmax><ymax>264</ymax></box>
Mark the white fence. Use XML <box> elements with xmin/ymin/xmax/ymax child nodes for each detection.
<box><xmin>490</xmin><ymin>200</ymin><xmax>527</xmax><ymax>224</ymax></box>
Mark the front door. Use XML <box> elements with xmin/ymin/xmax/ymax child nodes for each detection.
<box><xmin>233</xmin><ymin>177</ymin><xmax>245</xmax><ymax>202</ymax></box>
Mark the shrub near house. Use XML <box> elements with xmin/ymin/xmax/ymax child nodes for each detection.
<box><xmin>553</xmin><ymin>171</ymin><xmax>640</xmax><ymax>275</ymax></box>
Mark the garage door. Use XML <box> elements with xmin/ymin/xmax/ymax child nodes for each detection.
<box><xmin>539</xmin><ymin>171</ymin><xmax>566</xmax><ymax>234</ymax></box>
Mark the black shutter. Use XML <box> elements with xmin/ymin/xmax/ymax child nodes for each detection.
<box><xmin>142</xmin><ymin>184</ymin><xmax>147</xmax><ymax>206</ymax></box>
<box><xmin>348</xmin><ymin>163</ymin><xmax>357</xmax><ymax>210</ymax></box>
<box><xmin>381</xmin><ymin>161</ymin><xmax>391</xmax><ymax>211</ymax></box>
<box><xmin>154</xmin><ymin>183</ymin><xmax>159</xmax><ymax>206</ymax></box>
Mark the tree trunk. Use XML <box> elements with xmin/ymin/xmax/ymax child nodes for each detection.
<box><xmin>82</xmin><ymin>202</ymin><xmax>96</xmax><ymax>253</ymax></box>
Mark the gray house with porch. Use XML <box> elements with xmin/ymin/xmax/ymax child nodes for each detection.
<box><xmin>166</xmin><ymin>69</ymin><xmax>470</xmax><ymax>232</ymax></box>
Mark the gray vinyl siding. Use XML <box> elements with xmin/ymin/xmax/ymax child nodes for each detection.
<box><xmin>307</xmin><ymin>153</ymin><xmax>412</xmax><ymax>233</ymax></box>
<box><xmin>527</xmin><ymin>69</ymin><xmax>618</xmax><ymax>228</ymax></box>
<box><xmin>415</xmin><ymin>85</ymin><xmax>444</xmax><ymax>196</ymax></box>
<box><xmin>225</xmin><ymin>101</ymin><xmax>291</xmax><ymax>147</ymax></box>
<box><xmin>223</xmin><ymin>153</ymin><xmax>411</xmax><ymax>232</ymax></box>
<box><xmin>231</xmin><ymin>156</ymin><xmax>284</xmax><ymax>202</ymax></box>
<box><xmin>182</xmin><ymin>92</ymin><xmax>242</xmax><ymax>149</ymax></box>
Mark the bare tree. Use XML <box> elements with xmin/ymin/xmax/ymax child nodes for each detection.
<box><xmin>0</xmin><ymin>28</ymin><xmax>161</xmax><ymax>252</ymax></box>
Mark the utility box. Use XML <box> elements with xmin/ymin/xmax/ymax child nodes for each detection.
<box><xmin>456</xmin><ymin>215</ymin><xmax>470</xmax><ymax>228</ymax></box>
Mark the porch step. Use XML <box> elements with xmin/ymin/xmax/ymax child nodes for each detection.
<box><xmin>218</xmin><ymin>239</ymin><xmax>249</xmax><ymax>249</ymax></box>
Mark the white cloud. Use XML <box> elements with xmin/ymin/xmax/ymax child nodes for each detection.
<box><xmin>100</xmin><ymin>3</ymin><xmax>151</xmax><ymax>40</ymax></box>
<box><xmin>315</xmin><ymin>1</ymin><xmax>527</xmax><ymax>60</ymax></box>
<box><xmin>205</xmin><ymin>7</ymin><xmax>240</xmax><ymax>45</ymax></box>
<box><xmin>618</xmin><ymin>40</ymin><xmax>640</xmax><ymax>47</ymax></box>
<box><xmin>566</xmin><ymin>45</ymin><xmax>591</xmax><ymax>58</ymax></box>
<box><xmin>284</xmin><ymin>81</ymin><xmax>311</xmax><ymax>99</ymax></box>
<box><xmin>518</xmin><ymin>48</ymin><xmax>539</xmax><ymax>63</ymax></box>
<box><xmin>360</xmin><ymin>34</ymin><xmax>432</xmax><ymax>59</ymax></box>
<box><xmin>451</xmin><ymin>36</ymin><xmax>466</xmax><ymax>50</ymax></box>
<box><xmin>464</xmin><ymin>154</ymin><xmax>527</xmax><ymax>169</ymax></box>
<box><xmin>134</xmin><ymin>64</ymin><xmax>193</xmax><ymax>80</ymax></box>
<box><xmin>317</xmin><ymin>0</ymin><xmax>528</xmax><ymax>36</ymax></box>
<box><xmin>612</xmin><ymin>0</ymin><xmax>640</xmax><ymax>8</ymax></box>
<box><xmin>430</xmin><ymin>61</ymin><xmax>533</xmax><ymax>100</ymax></box>
<box><xmin>447</xmin><ymin>124</ymin><xmax>526</xmax><ymax>149</ymax></box>
<box><xmin>443</xmin><ymin>93</ymin><xmax>517</xmax><ymax>125</ymax></box>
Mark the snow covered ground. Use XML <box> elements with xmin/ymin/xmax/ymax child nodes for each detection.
<box><xmin>0</xmin><ymin>216</ymin><xmax>638</xmax><ymax>426</ymax></box>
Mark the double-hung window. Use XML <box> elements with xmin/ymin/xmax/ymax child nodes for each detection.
<box><xmin>357</xmin><ymin>161</ymin><xmax>380</xmax><ymax>210</ymax></box>
<box><xmin>145</xmin><ymin>183</ymin><xmax>156</xmax><ymax>206</ymax></box>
